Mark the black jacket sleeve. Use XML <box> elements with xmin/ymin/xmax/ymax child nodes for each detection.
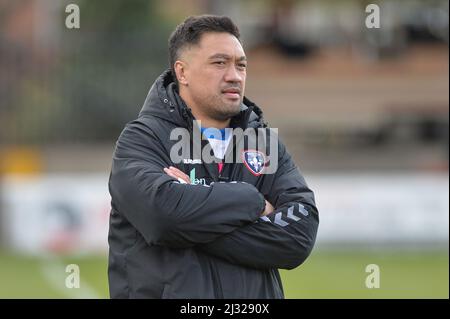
<box><xmin>109</xmin><ymin>120</ymin><xmax>266</xmax><ymax>248</ymax></box>
<box><xmin>198</xmin><ymin>139</ymin><xmax>319</xmax><ymax>270</ymax></box>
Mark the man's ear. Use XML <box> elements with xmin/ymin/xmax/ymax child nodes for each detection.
<box><xmin>174</xmin><ymin>61</ymin><xmax>188</xmax><ymax>86</ymax></box>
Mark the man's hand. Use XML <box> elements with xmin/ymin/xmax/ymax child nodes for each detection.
<box><xmin>163</xmin><ymin>166</ymin><xmax>275</xmax><ymax>216</ymax></box>
<box><xmin>261</xmin><ymin>200</ymin><xmax>274</xmax><ymax>216</ymax></box>
<box><xmin>164</xmin><ymin>166</ymin><xmax>190</xmax><ymax>184</ymax></box>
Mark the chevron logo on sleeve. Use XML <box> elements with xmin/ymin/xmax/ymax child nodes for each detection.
<box><xmin>260</xmin><ymin>203</ymin><xmax>309</xmax><ymax>226</ymax></box>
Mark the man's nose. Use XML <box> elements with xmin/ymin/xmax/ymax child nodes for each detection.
<box><xmin>224</xmin><ymin>65</ymin><xmax>243</xmax><ymax>83</ymax></box>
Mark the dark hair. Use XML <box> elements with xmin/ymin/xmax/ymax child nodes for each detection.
<box><xmin>168</xmin><ymin>15</ymin><xmax>241</xmax><ymax>82</ymax></box>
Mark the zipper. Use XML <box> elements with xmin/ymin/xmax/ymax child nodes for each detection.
<box><xmin>180</xmin><ymin>106</ymin><xmax>216</xmax><ymax>182</ymax></box>
<box><xmin>217</xmin><ymin>106</ymin><xmax>254</xmax><ymax>182</ymax></box>
<box><xmin>182</xmin><ymin>104</ymin><xmax>254</xmax><ymax>183</ymax></box>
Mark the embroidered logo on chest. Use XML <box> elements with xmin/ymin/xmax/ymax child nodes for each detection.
<box><xmin>242</xmin><ymin>150</ymin><xmax>266</xmax><ymax>176</ymax></box>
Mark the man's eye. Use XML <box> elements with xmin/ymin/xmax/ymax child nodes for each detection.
<box><xmin>214</xmin><ymin>61</ymin><xmax>226</xmax><ymax>65</ymax></box>
<box><xmin>238</xmin><ymin>64</ymin><xmax>247</xmax><ymax>68</ymax></box>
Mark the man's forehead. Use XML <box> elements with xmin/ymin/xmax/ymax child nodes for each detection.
<box><xmin>186</xmin><ymin>32</ymin><xmax>245</xmax><ymax>59</ymax></box>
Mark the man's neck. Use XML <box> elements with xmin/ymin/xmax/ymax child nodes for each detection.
<box><xmin>191</xmin><ymin>110</ymin><xmax>231</xmax><ymax>129</ymax></box>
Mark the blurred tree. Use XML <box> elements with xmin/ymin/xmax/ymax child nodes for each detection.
<box><xmin>55</xmin><ymin>0</ymin><xmax>172</xmax><ymax>143</ymax></box>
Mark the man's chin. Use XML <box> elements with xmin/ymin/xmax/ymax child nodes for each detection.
<box><xmin>225</xmin><ymin>103</ymin><xmax>242</xmax><ymax>117</ymax></box>
<box><xmin>225</xmin><ymin>98</ymin><xmax>242</xmax><ymax>110</ymax></box>
<box><xmin>213</xmin><ymin>106</ymin><xmax>241</xmax><ymax>121</ymax></box>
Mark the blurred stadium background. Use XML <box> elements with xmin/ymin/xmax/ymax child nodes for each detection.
<box><xmin>0</xmin><ymin>0</ymin><xmax>448</xmax><ymax>298</ymax></box>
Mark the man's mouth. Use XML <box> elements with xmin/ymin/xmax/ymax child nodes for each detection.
<box><xmin>222</xmin><ymin>88</ymin><xmax>241</xmax><ymax>100</ymax></box>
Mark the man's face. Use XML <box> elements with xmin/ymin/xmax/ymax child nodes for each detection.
<box><xmin>177</xmin><ymin>32</ymin><xmax>247</xmax><ymax>122</ymax></box>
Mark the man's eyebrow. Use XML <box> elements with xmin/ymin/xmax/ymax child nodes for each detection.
<box><xmin>208</xmin><ymin>53</ymin><xmax>247</xmax><ymax>61</ymax></box>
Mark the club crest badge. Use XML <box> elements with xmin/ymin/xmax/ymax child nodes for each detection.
<box><xmin>242</xmin><ymin>150</ymin><xmax>266</xmax><ymax>176</ymax></box>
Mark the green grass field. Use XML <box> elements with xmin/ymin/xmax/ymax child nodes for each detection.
<box><xmin>0</xmin><ymin>248</ymin><xmax>448</xmax><ymax>299</ymax></box>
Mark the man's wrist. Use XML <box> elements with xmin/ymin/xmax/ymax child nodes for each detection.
<box><xmin>257</xmin><ymin>193</ymin><xmax>266</xmax><ymax>217</ymax></box>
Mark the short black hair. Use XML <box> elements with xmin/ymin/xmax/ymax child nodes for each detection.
<box><xmin>168</xmin><ymin>15</ymin><xmax>241</xmax><ymax>82</ymax></box>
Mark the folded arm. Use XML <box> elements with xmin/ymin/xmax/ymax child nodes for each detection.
<box><xmin>109</xmin><ymin>120</ymin><xmax>266</xmax><ymax>248</ymax></box>
<box><xmin>197</xmin><ymin>140</ymin><xmax>319</xmax><ymax>270</ymax></box>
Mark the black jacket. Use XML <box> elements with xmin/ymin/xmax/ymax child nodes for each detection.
<box><xmin>108</xmin><ymin>69</ymin><xmax>319</xmax><ymax>298</ymax></box>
